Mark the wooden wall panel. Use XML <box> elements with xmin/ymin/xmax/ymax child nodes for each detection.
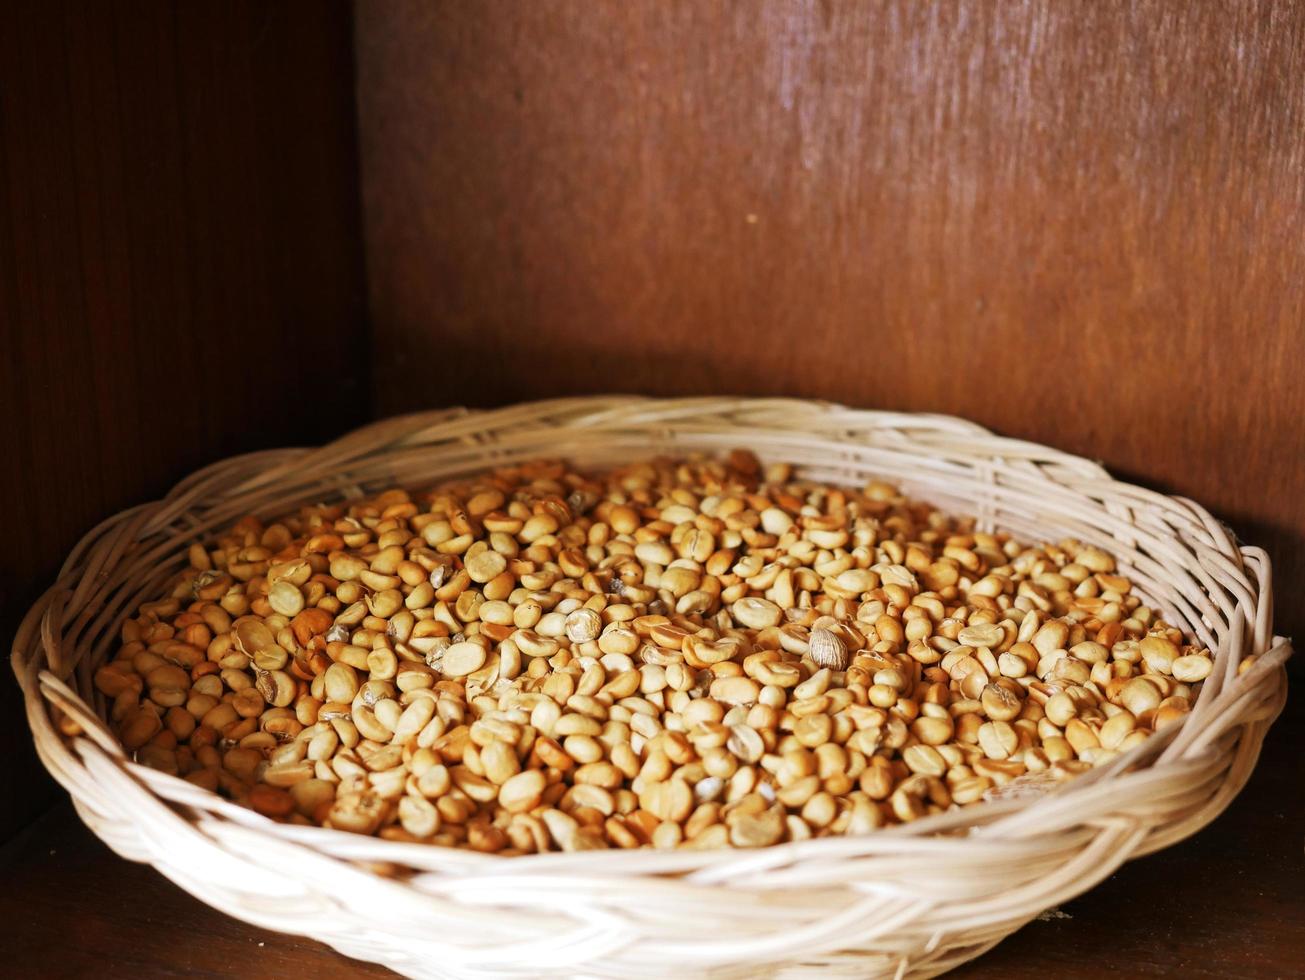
<box><xmin>356</xmin><ymin>0</ymin><xmax>1305</xmax><ymax>645</ymax></box>
<box><xmin>0</xmin><ymin>0</ymin><xmax>367</xmax><ymax>838</ymax></box>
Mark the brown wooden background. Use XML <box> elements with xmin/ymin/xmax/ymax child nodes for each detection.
<box><xmin>1</xmin><ymin>2</ymin><xmax>1303</xmax><ymax>974</ymax></box>
<box><xmin>0</xmin><ymin>0</ymin><xmax>368</xmax><ymax>839</ymax></box>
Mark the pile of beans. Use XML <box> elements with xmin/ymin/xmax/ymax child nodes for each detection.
<box><xmin>95</xmin><ymin>452</ymin><xmax>1217</xmax><ymax>853</ymax></box>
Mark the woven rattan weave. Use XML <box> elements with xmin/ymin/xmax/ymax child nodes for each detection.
<box><xmin>13</xmin><ymin>397</ymin><xmax>1290</xmax><ymax>978</ymax></box>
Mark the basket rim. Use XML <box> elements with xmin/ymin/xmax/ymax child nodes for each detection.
<box><xmin>12</xmin><ymin>395</ymin><xmax>1293</xmax><ymax>879</ymax></box>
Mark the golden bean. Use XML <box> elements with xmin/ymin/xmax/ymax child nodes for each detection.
<box><xmin>980</xmin><ymin>683</ymin><xmax>1022</xmax><ymax>722</ymax></box>
<box><xmin>1119</xmin><ymin>677</ymin><xmax>1163</xmax><ymax>716</ymax></box>
<box><xmin>902</xmin><ymin>744</ymin><xmax>947</xmax><ymax>777</ymax></box>
<box><xmin>267</xmin><ymin>581</ymin><xmax>305</xmax><ymax>618</ymax></box>
<box><xmin>414</xmin><ymin>764</ymin><xmax>451</xmax><ymax>799</ymax></box>
<box><xmin>794</xmin><ymin>713</ymin><xmax>833</xmax><ymax>748</ymax></box>
<box><xmin>1140</xmin><ymin>636</ymin><xmax>1179</xmax><ymax>675</ymax></box>
<box><xmin>442</xmin><ymin>641</ymin><xmax>487</xmax><ymax>677</ymax></box>
<box><xmin>977</xmin><ymin>721</ymin><xmax>1018</xmax><ymax>760</ymax></box>
<box><xmin>957</xmin><ymin>623</ymin><xmax>1003</xmax><ymax>649</ymax></box>
<box><xmin>1099</xmin><ymin>710</ymin><xmax>1137</xmax><ymax>749</ymax></box>
<box><xmin>574</xmin><ymin>762</ymin><xmax>623</xmax><ymax>788</ymax></box>
<box><xmin>1064</xmin><ymin>718</ymin><xmax>1101</xmax><ymax>755</ymax></box>
<box><xmin>366</xmin><ymin>589</ymin><xmax>404</xmax><ymax>619</ymax></box>
<box><xmin>639</xmin><ymin>778</ymin><xmax>693</xmax><ymax>823</ymax></box>
<box><xmin>910</xmin><ymin>715</ymin><xmax>954</xmax><ymax>746</ymax></box>
<box><xmin>1032</xmin><ymin>621</ymin><xmax>1069</xmax><ymax>656</ymax></box>
<box><xmin>464</xmin><ymin>549</ymin><xmax>506</xmax><ymax>584</ymax></box>
<box><xmin>731</xmin><ymin>597</ymin><xmax>783</xmax><ymax>630</ymax></box>
<box><xmin>481</xmin><ymin>741</ymin><xmax>521</xmax><ymax>784</ymax></box>
<box><xmin>121</xmin><ymin>707</ymin><xmax>162</xmax><ymax>750</ymax></box>
<box><xmin>255</xmin><ymin>669</ymin><xmax>296</xmax><ymax>707</ymax></box>
<box><xmin>398</xmin><ymin>795</ymin><xmax>441</xmax><ymax>837</ymax></box>
<box><xmin>563</xmin><ymin>734</ymin><xmax>604</xmax><ymax>765</ymax></box>
<box><xmin>602</xmin><ymin>504</ymin><xmax>638</xmax><ymax>536</ymax></box>
<box><xmin>328</xmin><ymin>792</ymin><xmax>387</xmax><ymax>834</ymax></box>
<box><xmin>776</xmin><ymin>775</ymin><xmax>820</xmax><ymax>808</ymax></box>
<box><xmin>710</xmin><ymin>676</ymin><xmax>761</xmax><ymax>706</ymax></box>
<box><xmin>1044</xmin><ymin>693</ymin><xmax>1077</xmax><ymax>728</ymax></box>
<box><xmin>1171</xmin><ymin>654</ymin><xmax>1212</xmax><ymax>683</ymax></box>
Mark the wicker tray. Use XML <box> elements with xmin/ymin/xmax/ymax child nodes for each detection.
<box><xmin>13</xmin><ymin>397</ymin><xmax>1290</xmax><ymax>978</ymax></box>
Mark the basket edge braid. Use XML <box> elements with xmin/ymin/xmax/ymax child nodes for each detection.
<box><xmin>12</xmin><ymin>396</ymin><xmax>1292</xmax><ymax>980</ymax></box>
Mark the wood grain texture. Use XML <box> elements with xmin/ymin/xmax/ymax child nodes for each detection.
<box><xmin>0</xmin><ymin>0</ymin><xmax>367</xmax><ymax>839</ymax></box>
<box><xmin>356</xmin><ymin>0</ymin><xmax>1305</xmax><ymax>647</ymax></box>
<box><xmin>4</xmin><ymin>695</ymin><xmax>1300</xmax><ymax>978</ymax></box>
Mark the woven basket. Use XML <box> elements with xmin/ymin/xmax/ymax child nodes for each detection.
<box><xmin>13</xmin><ymin>396</ymin><xmax>1290</xmax><ymax>979</ymax></box>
